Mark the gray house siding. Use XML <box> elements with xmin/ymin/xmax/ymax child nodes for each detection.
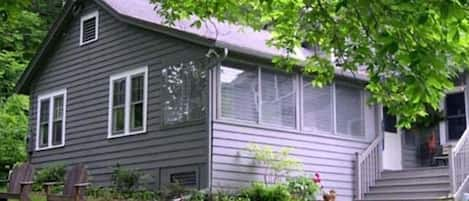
<box><xmin>28</xmin><ymin>1</ymin><xmax>209</xmax><ymax>188</ymax></box>
<box><xmin>209</xmin><ymin>63</ymin><xmax>379</xmax><ymax>201</ymax></box>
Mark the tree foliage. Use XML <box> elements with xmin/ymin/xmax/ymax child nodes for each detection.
<box><xmin>0</xmin><ymin>95</ymin><xmax>29</xmax><ymax>179</ymax></box>
<box><xmin>0</xmin><ymin>0</ymin><xmax>63</xmax><ymax>178</ymax></box>
<box><xmin>154</xmin><ymin>0</ymin><xmax>469</xmax><ymax>127</ymax></box>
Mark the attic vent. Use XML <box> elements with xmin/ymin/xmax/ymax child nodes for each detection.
<box><xmin>170</xmin><ymin>171</ymin><xmax>197</xmax><ymax>187</ymax></box>
<box><xmin>80</xmin><ymin>11</ymin><xmax>99</xmax><ymax>45</ymax></box>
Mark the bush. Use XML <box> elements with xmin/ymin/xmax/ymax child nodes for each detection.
<box><xmin>241</xmin><ymin>182</ymin><xmax>291</xmax><ymax>201</ymax></box>
<box><xmin>33</xmin><ymin>164</ymin><xmax>66</xmax><ymax>192</ymax></box>
<box><xmin>287</xmin><ymin>176</ymin><xmax>320</xmax><ymax>201</ymax></box>
<box><xmin>246</xmin><ymin>144</ymin><xmax>302</xmax><ymax>184</ymax></box>
<box><xmin>111</xmin><ymin>164</ymin><xmax>143</xmax><ymax>195</ymax></box>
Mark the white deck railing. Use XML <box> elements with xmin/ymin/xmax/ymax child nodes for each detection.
<box><xmin>450</xmin><ymin>128</ymin><xmax>469</xmax><ymax>200</ymax></box>
<box><xmin>355</xmin><ymin>135</ymin><xmax>383</xmax><ymax>200</ymax></box>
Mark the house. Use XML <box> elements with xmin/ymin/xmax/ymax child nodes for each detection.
<box><xmin>15</xmin><ymin>0</ymin><xmax>469</xmax><ymax>200</ymax></box>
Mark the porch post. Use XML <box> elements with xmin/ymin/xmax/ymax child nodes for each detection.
<box><xmin>448</xmin><ymin>144</ymin><xmax>456</xmax><ymax>194</ymax></box>
<box><xmin>465</xmin><ymin>73</ymin><xmax>469</xmax><ymax>126</ymax></box>
<box><xmin>355</xmin><ymin>152</ymin><xmax>362</xmax><ymax>200</ymax></box>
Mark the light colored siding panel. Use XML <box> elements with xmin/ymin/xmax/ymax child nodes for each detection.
<box><xmin>28</xmin><ymin>2</ymin><xmax>209</xmax><ymax>188</ymax></box>
<box><xmin>211</xmin><ymin>120</ymin><xmax>374</xmax><ymax>201</ymax></box>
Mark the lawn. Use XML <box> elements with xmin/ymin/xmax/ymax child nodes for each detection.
<box><xmin>1</xmin><ymin>186</ymin><xmax>45</xmax><ymax>201</ymax></box>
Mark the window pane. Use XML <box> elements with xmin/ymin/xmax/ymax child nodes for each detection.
<box><xmin>446</xmin><ymin>92</ymin><xmax>465</xmax><ymax>116</ymax></box>
<box><xmin>131</xmin><ymin>103</ymin><xmax>143</xmax><ymax>130</ymax></box>
<box><xmin>52</xmin><ymin>96</ymin><xmax>64</xmax><ymax>145</ymax></box>
<box><xmin>131</xmin><ymin>75</ymin><xmax>144</xmax><ymax>130</ymax></box>
<box><xmin>131</xmin><ymin>75</ymin><xmax>144</xmax><ymax>102</ymax></box>
<box><xmin>112</xmin><ymin>107</ymin><xmax>125</xmax><ymax>134</ymax></box>
<box><xmin>39</xmin><ymin>99</ymin><xmax>50</xmax><ymax>148</ymax></box>
<box><xmin>220</xmin><ymin>65</ymin><xmax>258</xmax><ymax>122</ymax></box>
<box><xmin>162</xmin><ymin>61</ymin><xmax>207</xmax><ymax>125</ymax></box>
<box><xmin>113</xmin><ymin>79</ymin><xmax>126</xmax><ymax>106</ymax></box>
<box><xmin>40</xmin><ymin>100</ymin><xmax>49</xmax><ymax>123</ymax></box>
<box><xmin>40</xmin><ymin>124</ymin><xmax>49</xmax><ymax>147</ymax></box>
<box><xmin>448</xmin><ymin>117</ymin><xmax>466</xmax><ymax>140</ymax></box>
<box><xmin>303</xmin><ymin>79</ymin><xmax>332</xmax><ymax>132</ymax></box>
<box><xmin>446</xmin><ymin>92</ymin><xmax>466</xmax><ymax>140</ymax></box>
<box><xmin>260</xmin><ymin>69</ymin><xmax>296</xmax><ymax>127</ymax></box>
<box><xmin>336</xmin><ymin>84</ymin><xmax>364</xmax><ymax>137</ymax></box>
<box><xmin>52</xmin><ymin>121</ymin><xmax>62</xmax><ymax>145</ymax></box>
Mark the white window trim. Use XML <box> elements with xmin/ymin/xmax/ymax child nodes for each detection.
<box><xmin>36</xmin><ymin>89</ymin><xmax>67</xmax><ymax>151</ymax></box>
<box><xmin>79</xmin><ymin>11</ymin><xmax>99</xmax><ymax>46</ymax></box>
<box><xmin>108</xmin><ymin>66</ymin><xmax>148</xmax><ymax>139</ymax></box>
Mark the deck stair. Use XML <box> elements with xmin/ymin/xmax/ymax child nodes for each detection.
<box><xmin>357</xmin><ymin>166</ymin><xmax>453</xmax><ymax>201</ymax></box>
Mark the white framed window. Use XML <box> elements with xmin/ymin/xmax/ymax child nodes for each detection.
<box><xmin>108</xmin><ymin>66</ymin><xmax>148</xmax><ymax>138</ymax></box>
<box><xmin>36</xmin><ymin>89</ymin><xmax>67</xmax><ymax>151</ymax></box>
<box><xmin>80</xmin><ymin>11</ymin><xmax>99</xmax><ymax>46</ymax></box>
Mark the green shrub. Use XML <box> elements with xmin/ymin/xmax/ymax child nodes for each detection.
<box><xmin>33</xmin><ymin>164</ymin><xmax>66</xmax><ymax>192</ymax></box>
<box><xmin>287</xmin><ymin>176</ymin><xmax>319</xmax><ymax>201</ymax></box>
<box><xmin>241</xmin><ymin>182</ymin><xmax>291</xmax><ymax>201</ymax></box>
<box><xmin>247</xmin><ymin>144</ymin><xmax>302</xmax><ymax>184</ymax></box>
<box><xmin>111</xmin><ymin>164</ymin><xmax>143</xmax><ymax>195</ymax></box>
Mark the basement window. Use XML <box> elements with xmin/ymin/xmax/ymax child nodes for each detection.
<box><xmin>170</xmin><ymin>171</ymin><xmax>198</xmax><ymax>187</ymax></box>
<box><xmin>80</xmin><ymin>11</ymin><xmax>99</xmax><ymax>46</ymax></box>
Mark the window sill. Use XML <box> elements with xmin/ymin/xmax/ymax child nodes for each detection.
<box><xmin>213</xmin><ymin>118</ymin><xmax>371</xmax><ymax>143</ymax></box>
<box><xmin>36</xmin><ymin>144</ymin><xmax>65</xmax><ymax>152</ymax></box>
<box><xmin>107</xmin><ymin>130</ymin><xmax>146</xmax><ymax>139</ymax></box>
<box><xmin>160</xmin><ymin>119</ymin><xmax>206</xmax><ymax>131</ymax></box>
<box><xmin>79</xmin><ymin>38</ymin><xmax>98</xmax><ymax>47</ymax></box>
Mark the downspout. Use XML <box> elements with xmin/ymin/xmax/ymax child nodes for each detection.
<box><xmin>206</xmin><ymin>47</ymin><xmax>228</xmax><ymax>192</ymax></box>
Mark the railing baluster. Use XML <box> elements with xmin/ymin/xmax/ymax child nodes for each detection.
<box><xmin>355</xmin><ymin>135</ymin><xmax>383</xmax><ymax>199</ymax></box>
<box><xmin>450</xmin><ymin>128</ymin><xmax>469</xmax><ymax>199</ymax></box>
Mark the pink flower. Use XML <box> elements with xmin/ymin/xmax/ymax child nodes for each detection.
<box><xmin>313</xmin><ymin>172</ymin><xmax>324</xmax><ymax>189</ymax></box>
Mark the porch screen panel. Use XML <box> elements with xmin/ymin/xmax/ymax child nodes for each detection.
<box><xmin>303</xmin><ymin>79</ymin><xmax>332</xmax><ymax>132</ymax></box>
<box><xmin>335</xmin><ymin>83</ymin><xmax>364</xmax><ymax>137</ymax></box>
<box><xmin>220</xmin><ymin>65</ymin><xmax>258</xmax><ymax>122</ymax></box>
<box><xmin>260</xmin><ymin>69</ymin><xmax>296</xmax><ymax>128</ymax></box>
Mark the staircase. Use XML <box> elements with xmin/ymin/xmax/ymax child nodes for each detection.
<box><xmin>358</xmin><ymin>166</ymin><xmax>453</xmax><ymax>201</ymax></box>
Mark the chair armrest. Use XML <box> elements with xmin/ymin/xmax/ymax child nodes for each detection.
<box><xmin>74</xmin><ymin>183</ymin><xmax>91</xmax><ymax>188</ymax></box>
<box><xmin>20</xmin><ymin>181</ymin><xmax>33</xmax><ymax>185</ymax></box>
<box><xmin>42</xmin><ymin>182</ymin><xmax>63</xmax><ymax>186</ymax></box>
<box><xmin>43</xmin><ymin>182</ymin><xmax>63</xmax><ymax>195</ymax></box>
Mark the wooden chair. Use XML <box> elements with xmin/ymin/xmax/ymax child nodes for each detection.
<box><xmin>43</xmin><ymin>164</ymin><xmax>90</xmax><ymax>201</ymax></box>
<box><xmin>0</xmin><ymin>163</ymin><xmax>34</xmax><ymax>201</ymax></box>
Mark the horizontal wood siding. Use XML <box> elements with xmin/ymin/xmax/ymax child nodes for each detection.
<box><xmin>211</xmin><ymin>121</ymin><xmax>375</xmax><ymax>201</ymax></box>
<box><xmin>28</xmin><ymin>2</ymin><xmax>209</xmax><ymax>188</ymax></box>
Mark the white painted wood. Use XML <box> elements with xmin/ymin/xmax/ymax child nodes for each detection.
<box><xmin>107</xmin><ymin>66</ymin><xmax>148</xmax><ymax>139</ymax></box>
<box><xmin>79</xmin><ymin>10</ymin><xmax>99</xmax><ymax>46</ymax></box>
<box><xmin>36</xmin><ymin>89</ymin><xmax>67</xmax><ymax>151</ymax></box>
<box><xmin>383</xmin><ymin>131</ymin><xmax>403</xmax><ymax>170</ymax></box>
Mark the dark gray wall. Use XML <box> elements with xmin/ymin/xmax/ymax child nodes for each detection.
<box><xmin>28</xmin><ymin>1</ymin><xmax>209</xmax><ymax>188</ymax></box>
